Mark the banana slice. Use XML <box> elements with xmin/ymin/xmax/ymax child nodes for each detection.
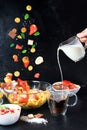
<box><xmin>35</xmin><ymin>56</ymin><xmax>44</xmax><ymax>65</ymax></box>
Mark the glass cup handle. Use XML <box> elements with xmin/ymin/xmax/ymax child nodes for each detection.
<box><xmin>67</xmin><ymin>92</ymin><xmax>78</xmax><ymax>107</ymax></box>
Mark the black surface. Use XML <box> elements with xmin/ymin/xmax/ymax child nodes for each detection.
<box><xmin>0</xmin><ymin>86</ymin><xmax>87</xmax><ymax>130</ymax></box>
<box><xmin>0</xmin><ymin>0</ymin><xmax>87</xmax><ymax>83</ymax></box>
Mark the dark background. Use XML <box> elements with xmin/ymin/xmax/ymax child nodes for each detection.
<box><xmin>0</xmin><ymin>0</ymin><xmax>87</xmax><ymax>85</ymax></box>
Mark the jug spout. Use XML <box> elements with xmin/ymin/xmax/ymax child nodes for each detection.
<box><xmin>58</xmin><ymin>36</ymin><xmax>86</xmax><ymax>62</ymax></box>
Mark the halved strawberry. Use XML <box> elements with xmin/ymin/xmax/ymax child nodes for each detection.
<box><xmin>68</xmin><ymin>83</ymin><xmax>76</xmax><ymax>89</ymax></box>
<box><xmin>62</xmin><ymin>80</ymin><xmax>71</xmax><ymax>87</ymax></box>
<box><xmin>19</xmin><ymin>94</ymin><xmax>28</xmax><ymax>103</ymax></box>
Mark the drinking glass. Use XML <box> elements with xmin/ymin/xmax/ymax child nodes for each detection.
<box><xmin>47</xmin><ymin>86</ymin><xmax>78</xmax><ymax>116</ymax></box>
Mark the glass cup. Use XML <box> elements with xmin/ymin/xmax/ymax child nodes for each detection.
<box><xmin>47</xmin><ymin>86</ymin><xmax>78</xmax><ymax>116</ymax></box>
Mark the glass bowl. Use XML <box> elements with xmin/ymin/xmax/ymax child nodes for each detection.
<box><xmin>3</xmin><ymin>80</ymin><xmax>51</xmax><ymax>109</ymax></box>
<box><xmin>52</xmin><ymin>81</ymin><xmax>81</xmax><ymax>97</ymax></box>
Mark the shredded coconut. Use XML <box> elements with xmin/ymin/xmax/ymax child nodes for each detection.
<box><xmin>27</xmin><ymin>118</ymin><xmax>48</xmax><ymax>124</ymax></box>
<box><xmin>20</xmin><ymin>116</ymin><xmax>48</xmax><ymax>125</ymax></box>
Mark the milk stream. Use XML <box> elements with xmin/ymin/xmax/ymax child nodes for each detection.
<box><xmin>57</xmin><ymin>49</ymin><xmax>63</xmax><ymax>82</ymax></box>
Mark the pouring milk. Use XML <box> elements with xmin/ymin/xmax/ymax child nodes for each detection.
<box><xmin>57</xmin><ymin>36</ymin><xmax>86</xmax><ymax>81</ymax></box>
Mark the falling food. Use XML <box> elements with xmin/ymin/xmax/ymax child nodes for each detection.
<box><xmin>22</xmin><ymin>56</ymin><xmax>29</xmax><ymax>62</ymax></box>
<box><xmin>15</xmin><ymin>44</ymin><xmax>23</xmax><ymax>50</ymax></box>
<box><xmin>14</xmin><ymin>17</ymin><xmax>21</xmax><ymax>23</ymax></box>
<box><xmin>34</xmin><ymin>73</ymin><xmax>40</xmax><ymax>78</ymax></box>
<box><xmin>22</xmin><ymin>56</ymin><xmax>30</xmax><ymax>68</ymax></box>
<box><xmin>35</xmin><ymin>56</ymin><xmax>44</xmax><ymax>65</ymax></box>
<box><xmin>17</xmin><ymin>35</ymin><xmax>22</xmax><ymax>39</ymax></box>
<box><xmin>28</xmin><ymin>65</ymin><xmax>33</xmax><ymax>71</ymax></box>
<box><xmin>22</xmin><ymin>49</ymin><xmax>27</xmax><ymax>54</ymax></box>
<box><xmin>26</xmin><ymin>5</ymin><xmax>32</xmax><ymax>11</ymax></box>
<box><xmin>12</xmin><ymin>28</ymin><xmax>17</xmax><ymax>33</ymax></box>
<box><xmin>8</xmin><ymin>28</ymin><xmax>17</xmax><ymax>39</ymax></box>
<box><xmin>24</xmin><ymin>13</ymin><xmax>29</xmax><ymax>20</ymax></box>
<box><xmin>34</xmin><ymin>31</ymin><xmax>40</xmax><ymax>36</ymax></box>
<box><xmin>27</xmin><ymin>39</ymin><xmax>34</xmax><ymax>45</ymax></box>
<box><xmin>32</xmin><ymin>44</ymin><xmax>36</xmax><ymax>48</ymax></box>
<box><xmin>29</xmin><ymin>24</ymin><xmax>38</xmax><ymax>35</ymax></box>
<box><xmin>7</xmin><ymin>4</ymin><xmax>43</xmax><ymax>79</ymax></box>
<box><xmin>12</xmin><ymin>54</ymin><xmax>18</xmax><ymax>62</ymax></box>
<box><xmin>21</xmin><ymin>27</ymin><xmax>27</xmax><ymax>33</ymax></box>
<box><xmin>10</xmin><ymin>43</ymin><xmax>15</xmax><ymax>48</ymax></box>
<box><xmin>14</xmin><ymin>71</ymin><xmax>20</xmax><ymax>77</ymax></box>
<box><xmin>30</xmin><ymin>48</ymin><xmax>36</xmax><ymax>53</ymax></box>
<box><xmin>21</xmin><ymin>33</ymin><xmax>25</xmax><ymax>39</ymax></box>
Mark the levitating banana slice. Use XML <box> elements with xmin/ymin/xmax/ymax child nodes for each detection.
<box><xmin>35</xmin><ymin>56</ymin><xmax>44</xmax><ymax>65</ymax></box>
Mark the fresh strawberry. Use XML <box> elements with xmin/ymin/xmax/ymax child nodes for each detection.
<box><xmin>19</xmin><ymin>94</ymin><xmax>28</xmax><ymax>103</ymax></box>
<box><xmin>62</xmin><ymin>80</ymin><xmax>71</xmax><ymax>86</ymax></box>
<box><xmin>63</xmin><ymin>80</ymin><xmax>76</xmax><ymax>89</ymax></box>
<box><xmin>69</xmin><ymin>83</ymin><xmax>76</xmax><ymax>89</ymax></box>
<box><xmin>17</xmin><ymin>78</ymin><xmax>30</xmax><ymax>92</ymax></box>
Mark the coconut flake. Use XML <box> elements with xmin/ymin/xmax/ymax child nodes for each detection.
<box><xmin>20</xmin><ymin>116</ymin><xmax>48</xmax><ymax>125</ymax></box>
<box><xmin>27</xmin><ymin>118</ymin><xmax>48</xmax><ymax>124</ymax></box>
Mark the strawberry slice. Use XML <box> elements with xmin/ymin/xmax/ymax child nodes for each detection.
<box><xmin>62</xmin><ymin>80</ymin><xmax>71</xmax><ymax>86</ymax></box>
<box><xmin>19</xmin><ymin>94</ymin><xmax>28</xmax><ymax>103</ymax></box>
<box><xmin>63</xmin><ymin>80</ymin><xmax>76</xmax><ymax>89</ymax></box>
<box><xmin>69</xmin><ymin>83</ymin><xmax>76</xmax><ymax>89</ymax></box>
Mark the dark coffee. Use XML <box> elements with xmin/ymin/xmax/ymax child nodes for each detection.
<box><xmin>48</xmin><ymin>98</ymin><xmax>67</xmax><ymax>115</ymax></box>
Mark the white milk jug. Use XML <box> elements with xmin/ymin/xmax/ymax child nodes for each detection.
<box><xmin>58</xmin><ymin>36</ymin><xmax>86</xmax><ymax>62</ymax></box>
